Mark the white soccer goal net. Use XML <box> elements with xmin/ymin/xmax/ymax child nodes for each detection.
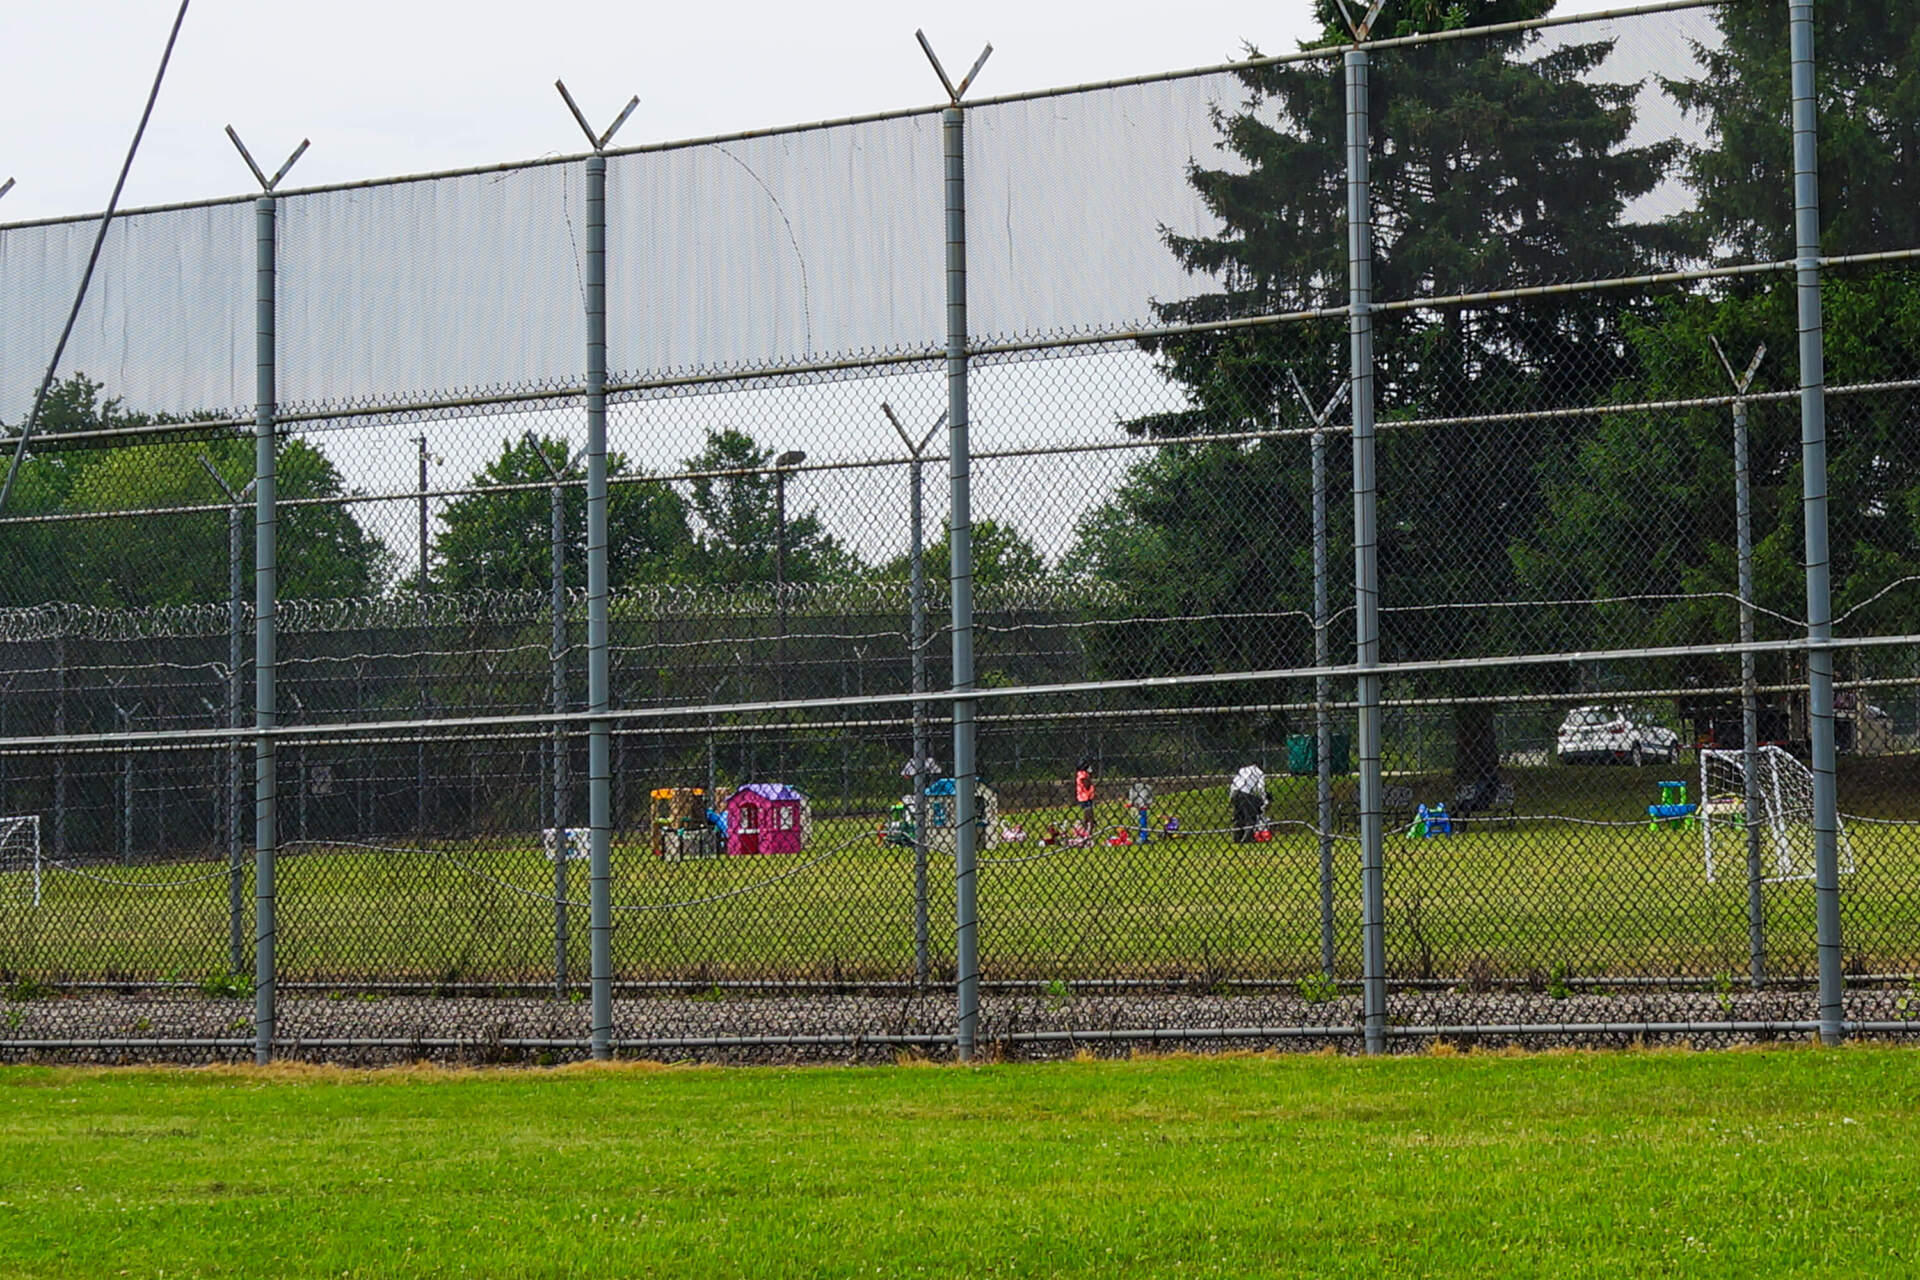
<box><xmin>1700</xmin><ymin>746</ymin><xmax>1854</xmax><ymax>883</ymax></box>
<box><xmin>0</xmin><ymin>815</ymin><xmax>42</xmax><ymax>907</ymax></box>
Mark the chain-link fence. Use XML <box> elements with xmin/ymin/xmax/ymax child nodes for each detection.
<box><xmin>3</xmin><ymin>0</ymin><xmax>1918</xmax><ymax>1063</ymax></box>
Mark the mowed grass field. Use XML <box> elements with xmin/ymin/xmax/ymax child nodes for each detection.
<box><xmin>4</xmin><ymin>761</ymin><xmax>1919</xmax><ymax>986</ymax></box>
<box><xmin>1</xmin><ymin>1048</ymin><xmax>1918</xmax><ymax>1277</ymax></box>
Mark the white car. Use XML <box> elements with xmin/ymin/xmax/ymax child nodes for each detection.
<box><xmin>1556</xmin><ymin>705</ymin><xmax>1681</xmax><ymax>766</ymax></box>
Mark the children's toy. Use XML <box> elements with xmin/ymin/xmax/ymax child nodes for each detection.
<box><xmin>1408</xmin><ymin>803</ymin><xmax>1452</xmax><ymax>838</ymax></box>
<box><xmin>1160</xmin><ymin>814</ymin><xmax>1181</xmax><ymax>839</ymax></box>
<box><xmin>880</xmin><ymin>801</ymin><xmax>917</xmax><ymax>848</ymax></box>
<box><xmin>1128</xmin><ymin>783</ymin><xmax>1153</xmax><ymax>845</ymax></box>
<box><xmin>652</xmin><ymin>788</ymin><xmax>721</xmax><ymax>860</ymax></box>
<box><xmin>922</xmin><ymin>778</ymin><xmax>1001</xmax><ymax>851</ymax></box>
<box><xmin>1701</xmin><ymin>794</ymin><xmax>1746</xmax><ymax>829</ymax></box>
<box><xmin>723</xmin><ymin>783</ymin><xmax>809</xmax><ymax>857</ymax></box>
<box><xmin>543</xmin><ymin>827</ymin><xmax>589</xmax><ymax>862</ymax></box>
<box><xmin>1646</xmin><ymin>780</ymin><xmax>1698</xmax><ymax>831</ymax></box>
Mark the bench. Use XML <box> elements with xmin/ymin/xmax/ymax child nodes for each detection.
<box><xmin>1337</xmin><ymin>783</ymin><xmax>1414</xmax><ymax>833</ymax></box>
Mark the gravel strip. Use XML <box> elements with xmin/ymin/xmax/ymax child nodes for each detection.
<box><xmin>4</xmin><ymin>987</ymin><xmax>1915</xmax><ymax>1065</ymax></box>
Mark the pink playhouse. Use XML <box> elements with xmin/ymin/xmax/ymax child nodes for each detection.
<box><xmin>723</xmin><ymin>783</ymin><xmax>808</xmax><ymax>857</ymax></box>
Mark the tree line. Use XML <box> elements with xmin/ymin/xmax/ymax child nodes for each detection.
<box><xmin>0</xmin><ymin>393</ymin><xmax>1049</xmax><ymax>609</ymax></box>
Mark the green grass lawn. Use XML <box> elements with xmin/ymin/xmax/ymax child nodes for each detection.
<box><xmin>1</xmin><ymin>1048</ymin><xmax>1917</xmax><ymax>1277</ymax></box>
<box><xmin>5</xmin><ymin>761</ymin><xmax>1919</xmax><ymax>988</ymax></box>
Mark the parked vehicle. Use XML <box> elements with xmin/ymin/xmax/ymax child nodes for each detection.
<box><xmin>1555</xmin><ymin>705</ymin><xmax>1681</xmax><ymax>766</ymax></box>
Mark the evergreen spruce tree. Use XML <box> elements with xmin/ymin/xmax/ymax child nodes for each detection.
<box><xmin>1073</xmin><ymin>0</ymin><xmax>1680</xmax><ymax>780</ymax></box>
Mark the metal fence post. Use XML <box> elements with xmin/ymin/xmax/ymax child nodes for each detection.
<box><xmin>1314</xmin><ymin>418</ymin><xmax>1335</xmax><ymax>979</ymax></box>
<box><xmin>1344</xmin><ymin>33</ymin><xmax>1387</xmax><ymax>1056</ymax></box>
<box><xmin>1788</xmin><ymin>0</ymin><xmax>1843</xmax><ymax>1045</ymax></box>
<box><xmin>918</xmin><ymin>32</ymin><xmax>990</xmax><ymax>1061</ymax></box>
<box><xmin>53</xmin><ymin>632</ymin><xmax>65</xmax><ymax>860</ymax></box>
<box><xmin>944</xmin><ymin>102</ymin><xmax>980</xmax><ymax>1060</ymax></box>
<box><xmin>1292</xmin><ymin>374</ymin><xmax>1347</xmax><ymax>980</ymax></box>
<box><xmin>117</xmin><ymin>702</ymin><xmax>134</xmax><ymax>863</ymax></box>
<box><xmin>529</xmin><ymin>433</ymin><xmax>576</xmax><ymax>997</ymax></box>
<box><xmin>911</xmin><ymin>443</ymin><xmax>931</xmax><ymax>992</ymax></box>
<box><xmin>251</xmin><ymin>189</ymin><xmax>279</xmax><ymax>1065</ymax></box>
<box><xmin>885</xmin><ymin>403</ymin><xmax>942</xmax><ymax>992</ymax></box>
<box><xmin>586</xmin><ymin>151</ymin><xmax>613</xmax><ymax>1060</ymax></box>
<box><xmin>196</xmin><ymin>452</ymin><xmax>258</xmax><ymax>970</ymax></box>
<box><xmin>556</xmin><ymin>81</ymin><xmax>636</xmax><ymax>1062</ymax></box>
<box><xmin>1714</xmin><ymin>339</ymin><xmax>1768</xmax><ymax>990</ymax></box>
<box><xmin>229</xmin><ymin>496</ymin><xmax>247</xmax><ymax>974</ymax></box>
<box><xmin>551</xmin><ymin>457</ymin><xmax>571</xmax><ymax>997</ymax></box>
<box><xmin>227</xmin><ymin>128</ymin><xmax>305</xmax><ymax>1066</ymax></box>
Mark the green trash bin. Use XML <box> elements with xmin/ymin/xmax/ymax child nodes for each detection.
<box><xmin>1288</xmin><ymin>732</ymin><xmax>1353</xmax><ymax>776</ymax></box>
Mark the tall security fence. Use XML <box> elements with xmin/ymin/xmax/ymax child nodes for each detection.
<box><xmin>3</xmin><ymin>0</ymin><xmax>1919</xmax><ymax>1062</ymax></box>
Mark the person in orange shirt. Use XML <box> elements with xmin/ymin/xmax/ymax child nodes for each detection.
<box><xmin>1074</xmin><ymin>758</ymin><xmax>1097</xmax><ymax>837</ymax></box>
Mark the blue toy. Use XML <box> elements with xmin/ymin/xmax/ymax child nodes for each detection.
<box><xmin>1409</xmin><ymin>803</ymin><xmax>1452</xmax><ymax>838</ymax></box>
<box><xmin>1647</xmin><ymin>781</ymin><xmax>1697</xmax><ymax>830</ymax></box>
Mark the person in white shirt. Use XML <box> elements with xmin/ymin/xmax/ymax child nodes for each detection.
<box><xmin>1229</xmin><ymin>763</ymin><xmax>1268</xmax><ymax>844</ymax></box>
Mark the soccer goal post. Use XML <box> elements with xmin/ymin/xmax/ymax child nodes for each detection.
<box><xmin>0</xmin><ymin>815</ymin><xmax>42</xmax><ymax>907</ymax></box>
<box><xmin>1699</xmin><ymin>746</ymin><xmax>1853</xmax><ymax>884</ymax></box>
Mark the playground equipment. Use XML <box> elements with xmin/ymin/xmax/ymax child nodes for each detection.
<box><xmin>723</xmin><ymin>784</ymin><xmax>809</xmax><ymax>857</ymax></box>
<box><xmin>651</xmin><ymin>787</ymin><xmax>721</xmax><ymax>860</ymax></box>
<box><xmin>1647</xmin><ymin>780</ymin><xmax>1698</xmax><ymax>831</ymax></box>
<box><xmin>881</xmin><ymin>801</ymin><xmax>916</xmax><ymax>848</ymax></box>
<box><xmin>922</xmin><ymin>778</ymin><xmax>1000</xmax><ymax>852</ymax></box>
<box><xmin>1408</xmin><ymin>803</ymin><xmax>1452</xmax><ymax>838</ymax></box>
